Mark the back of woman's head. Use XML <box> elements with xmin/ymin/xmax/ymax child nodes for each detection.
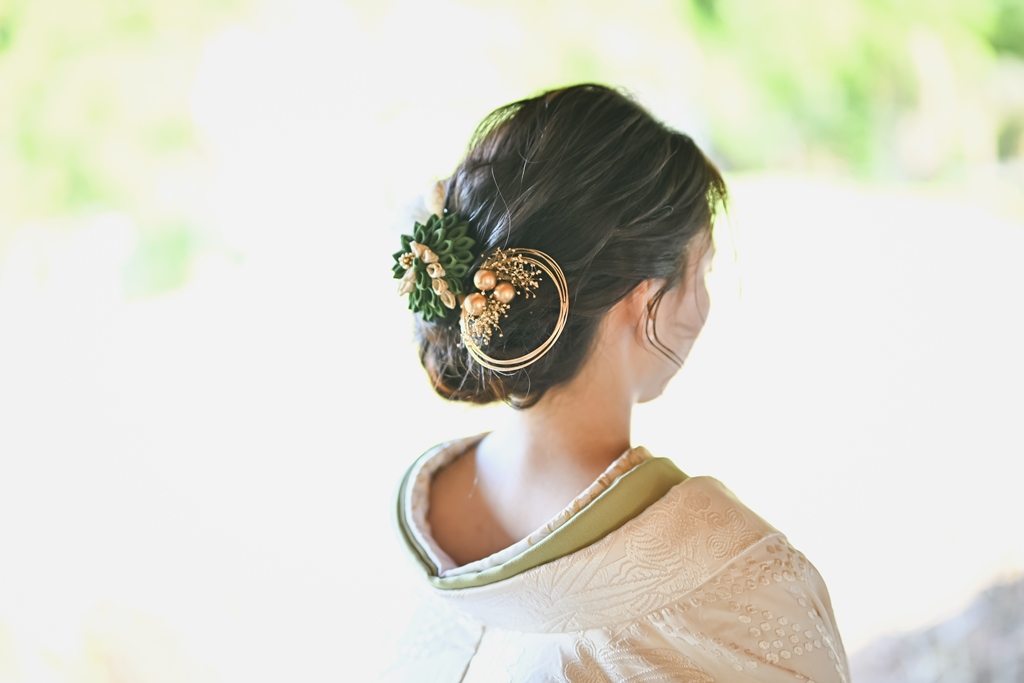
<box><xmin>415</xmin><ymin>84</ymin><xmax>727</xmax><ymax>408</ymax></box>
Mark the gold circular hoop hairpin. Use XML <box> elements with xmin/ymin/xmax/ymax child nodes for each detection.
<box><xmin>459</xmin><ymin>248</ymin><xmax>569</xmax><ymax>372</ymax></box>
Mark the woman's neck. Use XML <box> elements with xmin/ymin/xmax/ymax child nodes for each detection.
<box><xmin>490</xmin><ymin>372</ymin><xmax>633</xmax><ymax>479</ymax></box>
<box><xmin>427</xmin><ymin>302</ymin><xmax>647</xmax><ymax>564</ymax></box>
<box><xmin>468</xmin><ymin>348</ymin><xmax>636</xmax><ymax>537</ymax></box>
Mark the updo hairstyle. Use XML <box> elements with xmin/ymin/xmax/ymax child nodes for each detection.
<box><xmin>418</xmin><ymin>84</ymin><xmax>727</xmax><ymax>408</ymax></box>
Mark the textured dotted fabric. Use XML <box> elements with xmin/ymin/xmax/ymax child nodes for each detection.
<box><xmin>385</xmin><ymin>442</ymin><xmax>849</xmax><ymax>682</ymax></box>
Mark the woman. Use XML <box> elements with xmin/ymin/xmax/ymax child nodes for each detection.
<box><xmin>387</xmin><ymin>84</ymin><xmax>848</xmax><ymax>682</ymax></box>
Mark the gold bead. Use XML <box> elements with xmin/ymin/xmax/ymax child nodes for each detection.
<box><xmin>473</xmin><ymin>269</ymin><xmax>497</xmax><ymax>291</ymax></box>
<box><xmin>463</xmin><ymin>293</ymin><xmax>486</xmax><ymax>316</ymax></box>
<box><xmin>493</xmin><ymin>282</ymin><xmax>516</xmax><ymax>304</ymax></box>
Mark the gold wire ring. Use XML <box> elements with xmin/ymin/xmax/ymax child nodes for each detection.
<box><xmin>461</xmin><ymin>248</ymin><xmax>569</xmax><ymax>373</ymax></box>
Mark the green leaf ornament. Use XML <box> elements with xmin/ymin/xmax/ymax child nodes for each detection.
<box><xmin>393</xmin><ymin>213</ymin><xmax>476</xmax><ymax>322</ymax></box>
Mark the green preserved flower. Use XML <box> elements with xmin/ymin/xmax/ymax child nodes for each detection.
<box><xmin>393</xmin><ymin>213</ymin><xmax>476</xmax><ymax>321</ymax></box>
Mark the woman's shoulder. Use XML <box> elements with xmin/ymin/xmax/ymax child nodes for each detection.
<box><xmin>638</xmin><ymin>470</ymin><xmax>783</xmax><ymax>546</ymax></box>
<box><xmin>639</xmin><ymin>471</ymin><xmax>811</xmax><ymax>584</ymax></box>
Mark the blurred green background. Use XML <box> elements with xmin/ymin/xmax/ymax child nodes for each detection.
<box><xmin>1</xmin><ymin>0</ymin><xmax>1022</xmax><ymax>681</ymax></box>
<box><xmin>2</xmin><ymin>0</ymin><xmax>1021</xmax><ymax>295</ymax></box>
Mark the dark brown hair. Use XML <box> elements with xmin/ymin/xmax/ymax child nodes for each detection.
<box><xmin>417</xmin><ymin>84</ymin><xmax>727</xmax><ymax>408</ymax></box>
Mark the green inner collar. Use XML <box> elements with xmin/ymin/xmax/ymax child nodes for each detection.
<box><xmin>397</xmin><ymin>455</ymin><xmax>688</xmax><ymax>590</ymax></box>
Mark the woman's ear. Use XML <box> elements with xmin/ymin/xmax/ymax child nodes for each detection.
<box><xmin>608</xmin><ymin>279</ymin><xmax>664</xmax><ymax>338</ymax></box>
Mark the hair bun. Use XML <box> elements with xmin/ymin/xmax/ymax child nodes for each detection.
<box><xmin>406</xmin><ymin>84</ymin><xmax>726</xmax><ymax>408</ymax></box>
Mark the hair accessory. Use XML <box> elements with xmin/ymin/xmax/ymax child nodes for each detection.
<box><xmin>460</xmin><ymin>248</ymin><xmax>569</xmax><ymax>372</ymax></box>
<box><xmin>393</xmin><ymin>213</ymin><xmax>476</xmax><ymax>321</ymax></box>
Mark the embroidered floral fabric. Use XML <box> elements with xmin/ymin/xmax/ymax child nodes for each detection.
<box><xmin>404</xmin><ymin>434</ymin><xmax>653</xmax><ymax>577</ymax></box>
<box><xmin>388</xmin><ymin>440</ymin><xmax>850</xmax><ymax>682</ymax></box>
